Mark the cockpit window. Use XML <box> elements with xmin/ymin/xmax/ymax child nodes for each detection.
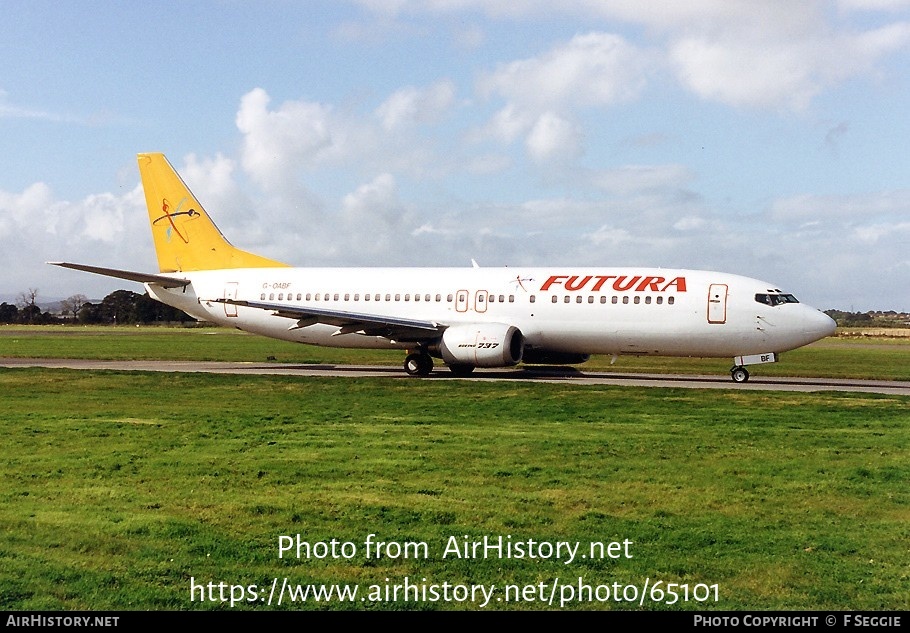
<box><xmin>755</xmin><ymin>293</ymin><xmax>799</xmax><ymax>306</ymax></box>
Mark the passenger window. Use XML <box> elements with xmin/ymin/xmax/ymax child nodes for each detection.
<box><xmin>612</xmin><ymin>296</ymin><xmax>618</xmax><ymax>304</ymax></box>
<box><xmin>645</xmin><ymin>296</ymin><xmax>651</xmax><ymax>304</ymax></box>
<box><xmin>634</xmin><ymin>296</ymin><xmax>640</xmax><ymax>304</ymax></box>
<box><xmin>668</xmin><ymin>296</ymin><xmax>675</xmax><ymax>305</ymax></box>
<box><xmin>656</xmin><ymin>296</ymin><xmax>663</xmax><ymax>305</ymax></box>
<box><xmin>435</xmin><ymin>294</ymin><xmax>441</xmax><ymax>302</ymax></box>
<box><xmin>344</xmin><ymin>293</ymin><xmax>350</xmax><ymax>301</ymax></box>
<box><xmin>260</xmin><ymin>293</ymin><xmax>266</xmax><ymax>300</ymax></box>
<box><xmin>269</xmin><ymin>293</ymin><xmax>275</xmax><ymax>300</ymax></box>
<box><xmin>529</xmin><ymin>295</ymin><xmax>536</xmax><ymax>303</ymax></box>
<box><xmin>564</xmin><ymin>296</ymin><xmax>571</xmax><ymax>303</ymax></box>
<box><xmin>426</xmin><ymin>294</ymin><xmax>431</xmax><ymax>302</ymax></box>
<box><xmin>622</xmin><ymin>296</ymin><xmax>629</xmax><ymax>304</ymax></box>
<box><xmin>588</xmin><ymin>296</ymin><xmax>594</xmax><ymax>304</ymax></box>
<box><xmin>552</xmin><ymin>296</ymin><xmax>558</xmax><ymax>303</ymax></box>
<box><xmin>600</xmin><ymin>296</ymin><xmax>606</xmax><ymax>304</ymax></box>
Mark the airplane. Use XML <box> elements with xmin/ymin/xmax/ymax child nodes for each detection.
<box><xmin>52</xmin><ymin>153</ymin><xmax>837</xmax><ymax>382</ymax></box>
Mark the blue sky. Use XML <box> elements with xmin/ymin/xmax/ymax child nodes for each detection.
<box><xmin>2</xmin><ymin>0</ymin><xmax>909</xmax><ymax>311</ymax></box>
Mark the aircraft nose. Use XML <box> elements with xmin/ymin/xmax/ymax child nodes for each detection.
<box><xmin>805</xmin><ymin>309</ymin><xmax>837</xmax><ymax>340</ymax></box>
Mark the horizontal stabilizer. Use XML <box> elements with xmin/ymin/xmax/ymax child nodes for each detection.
<box><xmin>48</xmin><ymin>262</ymin><xmax>190</xmax><ymax>288</ymax></box>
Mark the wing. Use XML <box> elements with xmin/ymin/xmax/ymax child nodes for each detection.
<box><xmin>212</xmin><ymin>298</ymin><xmax>446</xmax><ymax>342</ymax></box>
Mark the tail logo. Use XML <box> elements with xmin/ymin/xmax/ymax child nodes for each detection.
<box><xmin>152</xmin><ymin>197</ymin><xmax>200</xmax><ymax>243</ymax></box>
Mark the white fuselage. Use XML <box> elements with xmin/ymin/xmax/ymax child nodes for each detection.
<box><xmin>146</xmin><ymin>266</ymin><xmax>836</xmax><ymax>360</ymax></box>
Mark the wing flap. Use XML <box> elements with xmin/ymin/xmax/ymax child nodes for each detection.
<box><xmin>213</xmin><ymin>298</ymin><xmax>445</xmax><ymax>341</ymax></box>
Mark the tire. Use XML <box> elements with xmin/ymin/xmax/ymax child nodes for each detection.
<box><xmin>731</xmin><ymin>366</ymin><xmax>749</xmax><ymax>383</ymax></box>
<box><xmin>404</xmin><ymin>352</ymin><xmax>432</xmax><ymax>377</ymax></box>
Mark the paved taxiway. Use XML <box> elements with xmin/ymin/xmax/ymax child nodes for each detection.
<box><xmin>2</xmin><ymin>358</ymin><xmax>908</xmax><ymax>395</ymax></box>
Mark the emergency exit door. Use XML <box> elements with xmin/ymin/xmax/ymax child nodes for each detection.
<box><xmin>223</xmin><ymin>282</ymin><xmax>239</xmax><ymax>317</ymax></box>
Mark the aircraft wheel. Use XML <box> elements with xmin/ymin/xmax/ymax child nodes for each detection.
<box><xmin>404</xmin><ymin>352</ymin><xmax>433</xmax><ymax>377</ymax></box>
<box><xmin>448</xmin><ymin>364</ymin><xmax>475</xmax><ymax>377</ymax></box>
<box><xmin>731</xmin><ymin>366</ymin><xmax>750</xmax><ymax>383</ymax></box>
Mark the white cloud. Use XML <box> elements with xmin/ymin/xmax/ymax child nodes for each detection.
<box><xmin>363</xmin><ymin>2</ymin><xmax>910</xmax><ymax>111</ymax></box>
<box><xmin>587</xmin><ymin>225</ymin><xmax>634</xmax><ymax>246</ymax></box>
<box><xmin>838</xmin><ymin>0</ymin><xmax>910</xmax><ymax>11</ymax></box>
<box><xmin>0</xmin><ymin>182</ymin><xmax>55</xmax><ymax>230</ymax></box>
<box><xmin>669</xmin><ymin>37</ymin><xmax>821</xmax><ymax>111</ymax></box>
<box><xmin>473</xmin><ymin>104</ymin><xmax>534</xmax><ymax>144</ymax></box>
<box><xmin>589</xmin><ymin>164</ymin><xmax>695</xmax><ymax>196</ymax></box>
<box><xmin>476</xmin><ymin>32</ymin><xmax>651</xmax><ymax>163</ymax></box>
<box><xmin>674</xmin><ymin>216</ymin><xmax>706</xmax><ymax>231</ymax></box>
<box><xmin>480</xmin><ymin>32</ymin><xmax>651</xmax><ymax>113</ymax></box>
<box><xmin>669</xmin><ymin>21</ymin><xmax>910</xmax><ymax>110</ymax></box>
<box><xmin>235</xmin><ymin>86</ymin><xmax>458</xmax><ymax>192</ymax></box>
<box><xmin>853</xmin><ymin>221</ymin><xmax>910</xmax><ymax>243</ymax></box>
<box><xmin>770</xmin><ymin>190</ymin><xmax>910</xmax><ymax>222</ymax></box>
<box><xmin>236</xmin><ymin>88</ymin><xmax>367</xmax><ymax>189</ymax></box>
<box><xmin>525</xmin><ymin>113</ymin><xmax>582</xmax><ymax>163</ymax></box>
<box><xmin>375</xmin><ymin>80</ymin><xmax>456</xmax><ymax>131</ymax></box>
<box><xmin>341</xmin><ymin>173</ymin><xmax>398</xmax><ymax>218</ymax></box>
<box><xmin>0</xmin><ymin>180</ymin><xmax>150</xmax><ymax>299</ymax></box>
<box><xmin>180</xmin><ymin>153</ymin><xmax>245</xmax><ymax>215</ymax></box>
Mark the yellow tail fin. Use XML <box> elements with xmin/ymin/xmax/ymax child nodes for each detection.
<box><xmin>138</xmin><ymin>153</ymin><xmax>289</xmax><ymax>272</ymax></box>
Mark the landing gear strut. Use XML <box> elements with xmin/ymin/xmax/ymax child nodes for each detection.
<box><xmin>404</xmin><ymin>351</ymin><xmax>433</xmax><ymax>377</ymax></box>
<box><xmin>730</xmin><ymin>366</ymin><xmax>750</xmax><ymax>383</ymax></box>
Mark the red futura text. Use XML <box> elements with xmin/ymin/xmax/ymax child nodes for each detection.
<box><xmin>539</xmin><ymin>275</ymin><xmax>687</xmax><ymax>293</ymax></box>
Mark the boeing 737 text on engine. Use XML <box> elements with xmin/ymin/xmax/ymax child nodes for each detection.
<box><xmin>52</xmin><ymin>153</ymin><xmax>836</xmax><ymax>382</ymax></box>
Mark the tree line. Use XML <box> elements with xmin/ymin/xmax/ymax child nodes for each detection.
<box><xmin>0</xmin><ymin>289</ymin><xmax>193</xmax><ymax>325</ymax></box>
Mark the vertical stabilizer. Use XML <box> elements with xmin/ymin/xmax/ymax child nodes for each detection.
<box><xmin>138</xmin><ymin>153</ymin><xmax>288</xmax><ymax>272</ymax></box>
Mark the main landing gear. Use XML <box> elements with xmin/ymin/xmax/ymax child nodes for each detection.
<box><xmin>730</xmin><ymin>366</ymin><xmax>750</xmax><ymax>383</ymax></box>
<box><xmin>403</xmin><ymin>351</ymin><xmax>477</xmax><ymax>377</ymax></box>
<box><xmin>404</xmin><ymin>351</ymin><xmax>433</xmax><ymax>377</ymax></box>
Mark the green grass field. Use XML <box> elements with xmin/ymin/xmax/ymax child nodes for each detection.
<box><xmin>1</xmin><ymin>327</ymin><xmax>908</xmax><ymax>611</ymax></box>
<box><xmin>2</xmin><ymin>324</ymin><xmax>909</xmax><ymax>380</ymax></box>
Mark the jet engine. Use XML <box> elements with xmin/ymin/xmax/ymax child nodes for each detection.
<box><xmin>434</xmin><ymin>323</ymin><xmax>524</xmax><ymax>367</ymax></box>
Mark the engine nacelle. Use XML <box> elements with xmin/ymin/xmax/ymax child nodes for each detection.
<box><xmin>434</xmin><ymin>323</ymin><xmax>524</xmax><ymax>368</ymax></box>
